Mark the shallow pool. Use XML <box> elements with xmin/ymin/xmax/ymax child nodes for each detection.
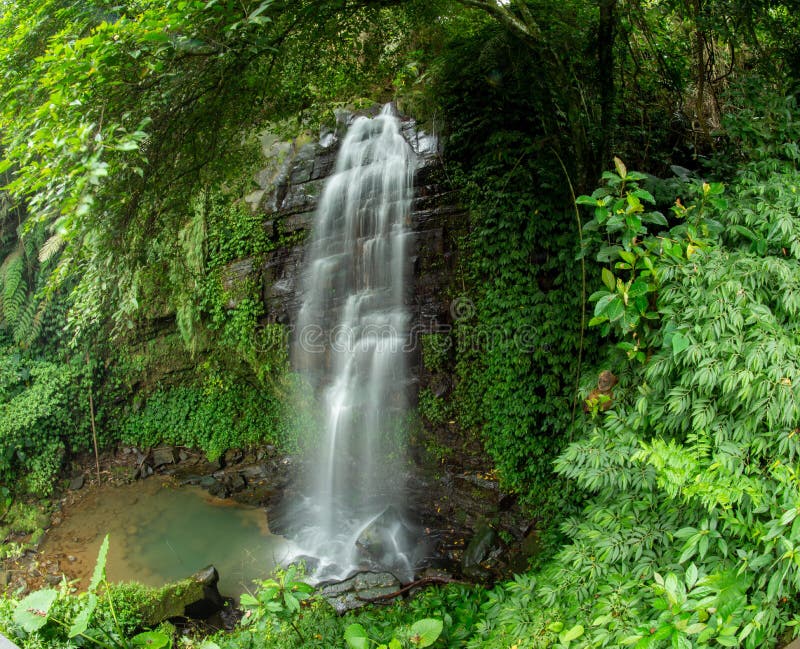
<box><xmin>40</xmin><ymin>477</ymin><xmax>288</xmax><ymax>595</ymax></box>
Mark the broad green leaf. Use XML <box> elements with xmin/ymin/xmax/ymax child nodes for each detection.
<box><xmin>627</xmin><ymin>280</ymin><xmax>650</xmax><ymax>299</ymax></box>
<box><xmin>733</xmin><ymin>225</ymin><xmax>756</xmax><ymax>241</ymax></box>
<box><xmin>89</xmin><ymin>535</ymin><xmax>109</xmax><ymax>593</ymax></box>
<box><xmin>559</xmin><ymin>624</ymin><xmax>585</xmax><ymax>643</ymax></box>
<box><xmin>409</xmin><ymin>618</ymin><xmax>444</xmax><ymax>647</ymax></box>
<box><xmin>68</xmin><ymin>593</ymin><xmax>97</xmax><ymax>637</ymax></box>
<box><xmin>602</xmin><ymin>267</ymin><xmax>615</xmax><ymax>291</ymax></box>
<box><xmin>283</xmin><ymin>592</ymin><xmax>299</xmax><ymax>612</ymax></box>
<box><xmin>685</xmin><ymin>564</ymin><xmax>698</xmax><ymax>589</ymax></box>
<box><xmin>344</xmin><ymin>623</ymin><xmax>370</xmax><ymax>649</ymax></box>
<box><xmin>249</xmin><ymin>0</ymin><xmax>273</xmax><ymax>19</ymax></box>
<box><xmin>594</xmin><ymin>293</ymin><xmax>616</xmax><ymax>316</ymax></box>
<box><xmin>604</xmin><ymin>297</ymin><xmax>625</xmax><ymax>322</ymax></box>
<box><xmin>131</xmin><ymin>631</ymin><xmax>170</xmax><ymax>648</ymax></box>
<box><xmin>671</xmin><ymin>333</ymin><xmax>690</xmax><ymax>357</ymax></box>
<box><xmin>767</xmin><ymin>569</ymin><xmax>784</xmax><ymax>601</ymax></box>
<box><xmin>614</xmin><ymin>157</ymin><xmax>627</xmax><ymax>179</ymax></box>
<box><xmin>239</xmin><ymin>593</ymin><xmax>259</xmax><ymax>607</ymax></box>
<box><xmin>14</xmin><ymin>589</ymin><xmax>58</xmax><ymax>633</ymax></box>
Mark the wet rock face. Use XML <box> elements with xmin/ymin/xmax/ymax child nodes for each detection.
<box><xmin>229</xmin><ymin>109</ymin><xmax>467</xmax><ymax>377</ymax></box>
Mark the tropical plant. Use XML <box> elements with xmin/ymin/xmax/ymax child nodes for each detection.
<box><xmin>10</xmin><ymin>535</ymin><xmax>171</xmax><ymax>648</ymax></box>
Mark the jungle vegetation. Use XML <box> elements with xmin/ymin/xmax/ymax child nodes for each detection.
<box><xmin>1</xmin><ymin>0</ymin><xmax>800</xmax><ymax>647</ymax></box>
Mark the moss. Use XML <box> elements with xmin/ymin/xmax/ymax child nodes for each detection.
<box><xmin>109</xmin><ymin>573</ymin><xmax>213</xmax><ymax>628</ymax></box>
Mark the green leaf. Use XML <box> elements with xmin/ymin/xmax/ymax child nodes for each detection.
<box><xmin>614</xmin><ymin>157</ymin><xmax>627</xmax><ymax>179</ymax></box>
<box><xmin>627</xmin><ymin>280</ymin><xmax>650</xmax><ymax>299</ymax></box>
<box><xmin>594</xmin><ymin>293</ymin><xmax>616</xmax><ymax>316</ymax></box>
<box><xmin>89</xmin><ymin>535</ymin><xmax>109</xmax><ymax>593</ymax></box>
<box><xmin>604</xmin><ymin>297</ymin><xmax>625</xmax><ymax>322</ymax></box>
<box><xmin>248</xmin><ymin>0</ymin><xmax>273</xmax><ymax>19</ymax></box>
<box><xmin>409</xmin><ymin>618</ymin><xmax>444</xmax><ymax>647</ymax></box>
<box><xmin>559</xmin><ymin>624</ymin><xmax>585</xmax><ymax>643</ymax></box>
<box><xmin>239</xmin><ymin>593</ymin><xmax>259</xmax><ymax>607</ymax></box>
<box><xmin>602</xmin><ymin>268</ymin><xmax>615</xmax><ymax>291</ymax></box>
<box><xmin>14</xmin><ymin>589</ymin><xmax>58</xmax><ymax>633</ymax></box>
<box><xmin>685</xmin><ymin>564</ymin><xmax>698</xmax><ymax>590</ymax></box>
<box><xmin>131</xmin><ymin>631</ymin><xmax>171</xmax><ymax>648</ymax></box>
<box><xmin>733</xmin><ymin>225</ymin><xmax>756</xmax><ymax>241</ymax></box>
<box><xmin>68</xmin><ymin>593</ymin><xmax>98</xmax><ymax>638</ymax></box>
<box><xmin>767</xmin><ymin>569</ymin><xmax>784</xmax><ymax>601</ymax></box>
<box><xmin>671</xmin><ymin>332</ymin><xmax>690</xmax><ymax>357</ymax></box>
<box><xmin>344</xmin><ymin>624</ymin><xmax>370</xmax><ymax>649</ymax></box>
<box><xmin>283</xmin><ymin>591</ymin><xmax>299</xmax><ymax>612</ymax></box>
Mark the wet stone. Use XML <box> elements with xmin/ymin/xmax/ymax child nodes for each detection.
<box><xmin>69</xmin><ymin>475</ymin><xmax>85</xmax><ymax>491</ymax></box>
<box><xmin>225</xmin><ymin>474</ymin><xmax>246</xmax><ymax>493</ymax></box>
<box><xmin>223</xmin><ymin>449</ymin><xmax>244</xmax><ymax>466</ymax></box>
<box><xmin>152</xmin><ymin>447</ymin><xmax>177</xmax><ymax>468</ymax></box>
<box><xmin>318</xmin><ymin>571</ymin><xmax>401</xmax><ymax>614</ymax></box>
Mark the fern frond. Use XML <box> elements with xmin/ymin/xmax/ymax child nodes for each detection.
<box><xmin>179</xmin><ymin>208</ymin><xmax>207</xmax><ymax>276</ymax></box>
<box><xmin>12</xmin><ymin>298</ymin><xmax>37</xmax><ymax>346</ymax></box>
<box><xmin>39</xmin><ymin>232</ymin><xmax>64</xmax><ymax>263</ymax></box>
<box><xmin>1</xmin><ymin>248</ymin><xmax>24</xmax><ymax>323</ymax></box>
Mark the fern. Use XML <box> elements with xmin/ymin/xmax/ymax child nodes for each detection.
<box><xmin>38</xmin><ymin>232</ymin><xmax>64</xmax><ymax>263</ymax></box>
<box><xmin>0</xmin><ymin>248</ymin><xmax>24</xmax><ymax>323</ymax></box>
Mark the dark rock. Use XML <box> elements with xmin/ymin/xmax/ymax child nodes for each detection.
<box><xmin>462</xmin><ymin>522</ymin><xmax>497</xmax><ymax>580</ymax></box>
<box><xmin>178</xmin><ymin>449</ymin><xmax>191</xmax><ymax>462</ymax></box>
<box><xmin>239</xmin><ymin>464</ymin><xmax>267</xmax><ymax>479</ymax></box>
<box><xmin>152</xmin><ymin>447</ymin><xmax>177</xmax><ymax>468</ymax></box>
<box><xmin>223</xmin><ymin>449</ymin><xmax>244</xmax><ymax>466</ymax></box>
<box><xmin>231</xmin><ymin>483</ymin><xmax>276</xmax><ymax>507</ymax></box>
<box><xmin>69</xmin><ymin>475</ymin><xmax>85</xmax><ymax>491</ymax></box>
<box><xmin>318</xmin><ymin>571</ymin><xmax>401</xmax><ymax>614</ymax></box>
<box><xmin>207</xmin><ymin>481</ymin><xmax>228</xmax><ymax>498</ymax></box>
<box><xmin>225</xmin><ymin>473</ymin><xmax>246</xmax><ymax>493</ymax></box>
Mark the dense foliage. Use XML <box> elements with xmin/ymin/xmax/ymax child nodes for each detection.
<box><xmin>3</xmin><ymin>0</ymin><xmax>800</xmax><ymax>648</ymax></box>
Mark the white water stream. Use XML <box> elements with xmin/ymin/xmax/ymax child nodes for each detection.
<box><xmin>288</xmin><ymin>105</ymin><xmax>417</xmax><ymax>581</ymax></box>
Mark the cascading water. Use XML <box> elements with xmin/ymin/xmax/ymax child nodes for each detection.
<box><xmin>287</xmin><ymin>104</ymin><xmax>417</xmax><ymax>581</ymax></box>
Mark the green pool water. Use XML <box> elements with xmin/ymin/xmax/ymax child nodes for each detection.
<box><xmin>41</xmin><ymin>477</ymin><xmax>287</xmax><ymax>596</ymax></box>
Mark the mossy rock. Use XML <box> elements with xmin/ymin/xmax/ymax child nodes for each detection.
<box><xmin>112</xmin><ymin>566</ymin><xmax>224</xmax><ymax>627</ymax></box>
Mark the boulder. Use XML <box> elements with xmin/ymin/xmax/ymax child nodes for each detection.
<box><xmin>151</xmin><ymin>447</ymin><xmax>176</xmax><ymax>468</ymax></box>
<box><xmin>69</xmin><ymin>475</ymin><xmax>85</xmax><ymax>490</ymax></box>
<box><xmin>224</xmin><ymin>473</ymin><xmax>247</xmax><ymax>493</ymax></box>
<box><xmin>137</xmin><ymin>566</ymin><xmax>225</xmax><ymax>625</ymax></box>
<box><xmin>461</xmin><ymin>522</ymin><xmax>497</xmax><ymax>580</ymax></box>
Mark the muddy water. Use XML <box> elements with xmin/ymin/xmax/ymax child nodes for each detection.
<box><xmin>40</xmin><ymin>477</ymin><xmax>288</xmax><ymax>595</ymax></box>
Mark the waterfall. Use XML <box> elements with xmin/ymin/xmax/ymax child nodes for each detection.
<box><xmin>288</xmin><ymin>104</ymin><xmax>416</xmax><ymax>581</ymax></box>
